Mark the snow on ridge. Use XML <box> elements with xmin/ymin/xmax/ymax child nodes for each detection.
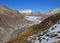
<box><xmin>46</xmin><ymin>8</ymin><xmax>60</xmax><ymax>15</ymax></box>
<box><xmin>19</xmin><ymin>9</ymin><xmax>32</xmax><ymax>14</ymax></box>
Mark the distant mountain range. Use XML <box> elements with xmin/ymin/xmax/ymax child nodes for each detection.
<box><xmin>19</xmin><ymin>9</ymin><xmax>32</xmax><ymax>14</ymax></box>
<box><xmin>19</xmin><ymin>8</ymin><xmax>60</xmax><ymax>15</ymax></box>
<box><xmin>19</xmin><ymin>8</ymin><xmax>60</xmax><ymax>24</ymax></box>
<box><xmin>19</xmin><ymin>9</ymin><xmax>46</xmax><ymax>24</ymax></box>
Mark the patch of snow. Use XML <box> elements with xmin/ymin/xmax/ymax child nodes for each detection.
<box><xmin>25</xmin><ymin>16</ymin><xmax>41</xmax><ymax>24</ymax></box>
<box><xmin>27</xmin><ymin>21</ymin><xmax>60</xmax><ymax>43</ymax></box>
<box><xmin>34</xmin><ymin>40</ymin><xmax>40</xmax><ymax>43</ymax></box>
<box><xmin>35</xmin><ymin>23</ymin><xmax>60</xmax><ymax>43</ymax></box>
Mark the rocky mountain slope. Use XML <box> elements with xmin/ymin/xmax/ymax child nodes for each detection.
<box><xmin>26</xmin><ymin>21</ymin><xmax>60</xmax><ymax>43</ymax></box>
<box><xmin>0</xmin><ymin>5</ymin><xmax>32</xmax><ymax>43</ymax></box>
<box><xmin>6</xmin><ymin>11</ymin><xmax>60</xmax><ymax>43</ymax></box>
<box><xmin>25</xmin><ymin>13</ymin><xmax>60</xmax><ymax>43</ymax></box>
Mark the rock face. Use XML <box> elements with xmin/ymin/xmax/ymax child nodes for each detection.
<box><xmin>0</xmin><ymin>5</ymin><xmax>32</xmax><ymax>43</ymax></box>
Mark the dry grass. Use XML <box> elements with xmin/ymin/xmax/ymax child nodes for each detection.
<box><xmin>54</xmin><ymin>41</ymin><xmax>60</xmax><ymax>43</ymax></box>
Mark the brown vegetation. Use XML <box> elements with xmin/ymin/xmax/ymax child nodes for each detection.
<box><xmin>54</xmin><ymin>41</ymin><xmax>60</xmax><ymax>43</ymax></box>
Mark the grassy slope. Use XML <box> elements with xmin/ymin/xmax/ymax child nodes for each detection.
<box><xmin>6</xmin><ymin>13</ymin><xmax>60</xmax><ymax>43</ymax></box>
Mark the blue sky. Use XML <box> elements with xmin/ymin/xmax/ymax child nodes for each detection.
<box><xmin>0</xmin><ymin>0</ymin><xmax>60</xmax><ymax>12</ymax></box>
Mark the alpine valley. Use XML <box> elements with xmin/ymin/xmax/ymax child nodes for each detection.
<box><xmin>0</xmin><ymin>5</ymin><xmax>60</xmax><ymax>43</ymax></box>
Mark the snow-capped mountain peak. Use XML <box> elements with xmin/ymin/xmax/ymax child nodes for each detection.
<box><xmin>19</xmin><ymin>9</ymin><xmax>32</xmax><ymax>14</ymax></box>
<box><xmin>46</xmin><ymin>8</ymin><xmax>60</xmax><ymax>15</ymax></box>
